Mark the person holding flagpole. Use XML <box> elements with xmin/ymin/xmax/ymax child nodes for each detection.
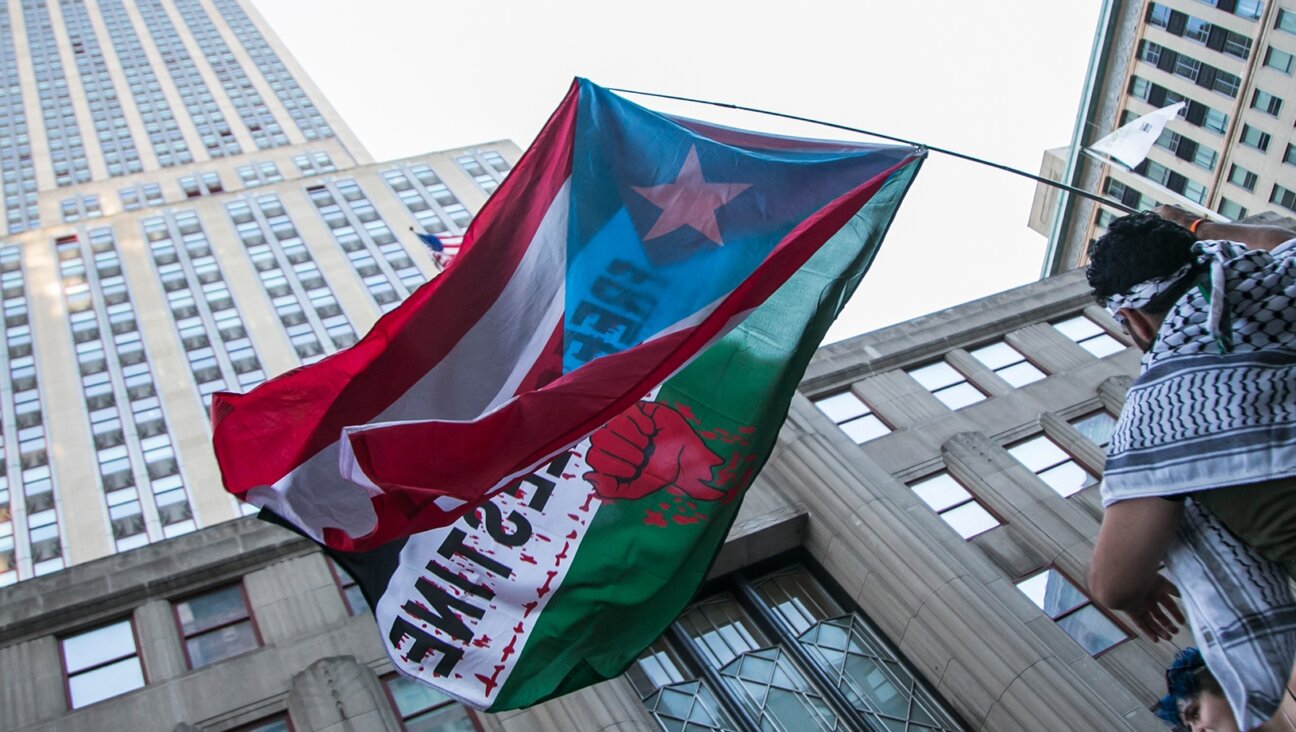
<box><xmin>1085</xmin><ymin>204</ymin><xmax>1296</xmax><ymax>730</ymax></box>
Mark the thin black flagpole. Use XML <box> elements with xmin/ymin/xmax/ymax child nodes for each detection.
<box><xmin>608</xmin><ymin>87</ymin><xmax>1138</xmax><ymax>216</ymax></box>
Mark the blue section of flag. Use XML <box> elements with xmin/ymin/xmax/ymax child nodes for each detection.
<box><xmin>562</xmin><ymin>78</ymin><xmax>912</xmax><ymax>373</ymax></box>
<box><xmin>416</xmin><ymin>231</ymin><xmax>444</xmax><ymax>252</ymax></box>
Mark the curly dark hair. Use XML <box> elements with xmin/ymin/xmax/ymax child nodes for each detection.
<box><xmin>1086</xmin><ymin>212</ymin><xmax>1198</xmax><ymax>311</ymax></box>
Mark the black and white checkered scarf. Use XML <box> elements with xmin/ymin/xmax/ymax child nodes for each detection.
<box><xmin>1101</xmin><ymin>239</ymin><xmax>1296</xmax><ymax>730</ymax></box>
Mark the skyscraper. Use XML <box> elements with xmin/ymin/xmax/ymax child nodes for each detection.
<box><xmin>1033</xmin><ymin>0</ymin><xmax>1295</xmax><ymax>273</ymax></box>
<box><xmin>0</xmin><ymin>0</ymin><xmax>519</xmax><ymax>585</ymax></box>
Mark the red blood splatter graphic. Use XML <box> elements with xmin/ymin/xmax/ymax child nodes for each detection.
<box><xmin>476</xmin><ymin>665</ymin><xmax>505</xmax><ymax>696</ymax></box>
<box><xmin>566</xmin><ymin>530</ymin><xmax>578</xmax><ymax>540</ymax></box>
<box><xmin>672</xmin><ymin>513</ymin><xmax>704</xmax><ymax>525</ymax></box>
<box><xmin>675</xmin><ymin>403</ymin><xmax>697</xmax><ymax>423</ymax></box>
<box><xmin>555</xmin><ymin>541</ymin><xmax>570</xmax><ymax>566</ymax></box>
<box><xmin>535</xmin><ymin>533</ymin><xmax>551</xmax><ymax>542</ymax></box>
<box><xmin>472</xmin><ymin>635</ymin><xmax>492</xmax><ymax>648</ymax></box>
<box><xmin>501</xmin><ymin>635</ymin><xmax>519</xmax><ymax>663</ymax></box>
<box><xmin>514</xmin><ymin>622</ymin><xmax>524</xmax><ymax>634</ymax></box>
<box><xmin>644</xmin><ymin>510</ymin><xmax>667</xmax><ymax>527</ymax></box>
<box><xmin>579</xmin><ymin>492</ymin><xmax>596</xmax><ymax>512</ymax></box>
<box><xmin>520</xmin><ymin>553</ymin><xmax>538</xmax><ymax>565</ymax></box>
<box><xmin>739</xmin><ymin>426</ymin><xmax>756</xmax><ymax>434</ymax></box>
<box><xmin>522</xmin><ymin>601</ymin><xmax>538</xmax><ymax>618</ymax></box>
<box><xmin>561</xmin><ymin>473</ymin><xmax>576</xmax><ymax>480</ymax></box>
<box><xmin>537</xmin><ymin>570</ymin><xmax>559</xmax><ymax>598</ymax></box>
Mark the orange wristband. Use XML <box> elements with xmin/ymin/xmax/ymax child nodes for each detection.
<box><xmin>1189</xmin><ymin>217</ymin><xmax>1207</xmax><ymax>236</ymax></box>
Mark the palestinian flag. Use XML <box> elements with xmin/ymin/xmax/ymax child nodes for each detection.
<box><xmin>299</xmin><ymin>155</ymin><xmax>919</xmax><ymax>710</ymax></box>
<box><xmin>220</xmin><ymin>78</ymin><xmax>923</xmax><ymax>708</ymax></box>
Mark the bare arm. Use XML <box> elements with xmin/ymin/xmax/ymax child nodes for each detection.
<box><xmin>1090</xmin><ymin>497</ymin><xmax>1186</xmax><ymax>640</ymax></box>
<box><xmin>1153</xmin><ymin>204</ymin><xmax>1296</xmax><ymax>252</ymax></box>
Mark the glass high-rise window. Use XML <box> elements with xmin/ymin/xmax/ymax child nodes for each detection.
<box><xmin>57</xmin><ymin>228</ymin><xmax>196</xmax><ymax>553</ymax></box>
<box><xmin>60</xmin><ymin>0</ymin><xmax>143</xmax><ymax>177</ymax></box>
<box><xmin>210</xmin><ymin>0</ymin><xmax>335</xmax><ymax>141</ymax></box>
<box><xmin>174</xmin><ymin>584</ymin><xmax>260</xmax><ymax>668</ymax></box>
<box><xmin>24</xmin><ymin>0</ymin><xmax>91</xmax><ymax>186</ymax></box>
<box><xmin>173</xmin><ymin>0</ymin><xmax>288</xmax><ymax>150</ymax></box>
<box><xmin>307</xmin><ymin>180</ymin><xmax>425</xmax><ymax>312</ymax></box>
<box><xmin>143</xmin><ymin>211</ymin><xmax>266</xmax><ymax>409</ymax></box>
<box><xmin>99</xmin><ymin>0</ymin><xmax>193</xmax><ymax>167</ymax></box>
<box><xmin>227</xmin><ymin>194</ymin><xmax>355</xmax><ymax>362</ymax></box>
<box><xmin>0</xmin><ymin>11</ymin><xmax>38</xmax><ymax>232</ymax></box>
<box><xmin>0</xmin><ymin>243</ymin><xmax>58</xmax><ymax>584</ymax></box>
<box><xmin>136</xmin><ymin>0</ymin><xmax>242</xmax><ymax>158</ymax></box>
<box><xmin>293</xmin><ymin>151</ymin><xmax>336</xmax><ymax>176</ymax></box>
<box><xmin>383</xmin><ymin>163</ymin><xmax>473</xmax><ymax>239</ymax></box>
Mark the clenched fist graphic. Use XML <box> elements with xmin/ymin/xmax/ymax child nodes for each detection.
<box><xmin>584</xmin><ymin>402</ymin><xmax>725</xmax><ymax>502</ymax></box>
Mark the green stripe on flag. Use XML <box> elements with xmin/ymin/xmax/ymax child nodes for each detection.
<box><xmin>493</xmin><ymin>157</ymin><xmax>923</xmax><ymax>710</ymax></box>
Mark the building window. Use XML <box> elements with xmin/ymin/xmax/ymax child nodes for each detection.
<box><xmin>174</xmin><ymin>584</ymin><xmax>260</xmax><ymax>668</ymax></box>
<box><xmin>1008</xmin><ymin>435</ymin><xmax>1098</xmax><ymax>497</ymax></box>
<box><xmin>968</xmin><ymin>340</ymin><xmax>1045</xmax><ymax>386</ymax></box>
<box><xmin>1266</xmin><ymin>46</ymin><xmax>1295</xmax><ymax>73</ymax></box>
<box><xmin>909</xmin><ymin>472</ymin><xmax>1000</xmax><ymax>539</ymax></box>
<box><xmin>907</xmin><ymin>360</ymin><xmax>985</xmax><ymax>410</ymax></box>
<box><xmin>327</xmin><ymin>556</ymin><xmax>368</xmax><ymax>615</ymax></box>
<box><xmin>1252</xmin><ymin>89</ymin><xmax>1284</xmax><ymax>116</ymax></box>
<box><xmin>1070</xmin><ymin>411</ymin><xmax>1116</xmax><ymax>447</ymax></box>
<box><xmin>1052</xmin><ymin>314</ymin><xmax>1125</xmax><ymax>357</ymax></box>
<box><xmin>1240</xmin><ymin>124</ymin><xmax>1271</xmax><ymax>151</ymax></box>
<box><xmin>627</xmin><ymin>563</ymin><xmax>965</xmax><ymax>731</ymax></box>
<box><xmin>812</xmin><ymin>391</ymin><xmax>889</xmax><ymax>443</ymax></box>
<box><xmin>1228</xmin><ymin>163</ymin><xmax>1258</xmax><ymax>191</ymax></box>
<box><xmin>1016</xmin><ymin>568</ymin><xmax>1127</xmax><ymax>655</ymax></box>
<box><xmin>1285</xmin><ymin>145</ymin><xmax>1296</xmax><ymax>166</ymax></box>
<box><xmin>231</xmin><ymin>715</ymin><xmax>291</xmax><ymax>732</ymax></box>
<box><xmin>1279</xmin><ymin>9</ymin><xmax>1296</xmax><ymax>34</ymax></box>
<box><xmin>384</xmin><ymin>674</ymin><xmax>478</xmax><ymax>731</ymax></box>
<box><xmin>1272</xmin><ymin>184</ymin><xmax>1296</xmax><ymax>213</ymax></box>
<box><xmin>1218</xmin><ymin>198</ymin><xmax>1247</xmax><ymax>220</ymax></box>
<box><xmin>60</xmin><ymin>619</ymin><xmax>145</xmax><ymax>709</ymax></box>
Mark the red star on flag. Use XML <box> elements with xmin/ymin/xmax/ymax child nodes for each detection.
<box><xmin>632</xmin><ymin>145</ymin><xmax>751</xmax><ymax>246</ymax></box>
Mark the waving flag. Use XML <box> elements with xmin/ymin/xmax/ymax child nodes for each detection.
<box><xmin>211</xmin><ymin>78</ymin><xmax>923</xmax><ymax>555</ymax></box>
<box><xmin>278</xmin><ymin>155</ymin><xmax>921</xmax><ymax>711</ymax></box>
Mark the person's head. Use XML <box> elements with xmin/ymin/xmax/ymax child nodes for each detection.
<box><xmin>1086</xmin><ymin>212</ymin><xmax>1200</xmax><ymax>351</ymax></box>
<box><xmin>1155</xmin><ymin>648</ymin><xmax>1239</xmax><ymax>732</ymax></box>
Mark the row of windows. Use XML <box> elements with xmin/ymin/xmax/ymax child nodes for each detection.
<box><xmin>0</xmin><ymin>10</ymin><xmax>38</xmax><ymax>233</ymax></box>
<box><xmin>136</xmin><ymin>0</ymin><xmax>242</xmax><ymax>158</ymax></box>
<box><xmin>60</xmin><ymin>0</ymin><xmax>144</xmax><ymax>178</ymax></box>
<box><xmin>143</xmin><ymin>211</ymin><xmax>265</xmax><ymax>411</ymax></box>
<box><xmin>24</xmin><ymin>0</ymin><xmax>91</xmax><ymax>187</ymax></box>
<box><xmin>1128</xmin><ymin>76</ymin><xmax>1229</xmax><ymax>134</ymax></box>
<box><xmin>382</xmin><ymin>163</ymin><xmax>473</xmax><ymax>249</ymax></box>
<box><xmin>1137</xmin><ymin>41</ymin><xmax>1242</xmax><ymax>98</ymax></box>
<box><xmin>1194</xmin><ymin>0</ymin><xmax>1264</xmax><ymax>21</ymax></box>
<box><xmin>58</xmin><ymin>568</ymin><xmax>478</xmax><ymax>732</ymax></box>
<box><xmin>1147</xmin><ymin>3</ymin><xmax>1253</xmax><ymax>60</ymax></box>
<box><xmin>0</xmin><ymin>242</ymin><xmax>58</xmax><ymax>586</ymax></box>
<box><xmin>307</xmin><ymin>180</ymin><xmax>424</xmax><ymax>312</ymax></box>
<box><xmin>211</xmin><ymin>0</ymin><xmax>335</xmax><ymax>142</ymax></box>
<box><xmin>455</xmin><ymin>151</ymin><xmax>511</xmax><ymax>194</ymax></box>
<box><xmin>237</xmin><ymin>160</ymin><xmax>283</xmax><ymax>188</ymax></box>
<box><xmin>60</xmin><ymin>194</ymin><xmax>102</xmax><ymax>223</ymax></box>
<box><xmin>173</xmin><ymin>0</ymin><xmax>289</xmax><ymax>151</ymax></box>
<box><xmin>98</xmin><ymin>0</ymin><xmax>193</xmax><ymax>168</ymax></box>
<box><xmin>57</xmin><ymin>229</ymin><xmax>196</xmax><ymax>554</ymax></box>
<box><xmin>227</xmin><ymin>194</ymin><xmax>355</xmax><ymax>362</ymax></box>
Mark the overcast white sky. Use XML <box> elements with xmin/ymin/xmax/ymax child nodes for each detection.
<box><xmin>250</xmin><ymin>0</ymin><xmax>1103</xmax><ymax>343</ymax></box>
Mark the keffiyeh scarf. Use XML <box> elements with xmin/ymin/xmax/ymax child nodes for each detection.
<box><xmin>1101</xmin><ymin>238</ymin><xmax>1296</xmax><ymax>730</ymax></box>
